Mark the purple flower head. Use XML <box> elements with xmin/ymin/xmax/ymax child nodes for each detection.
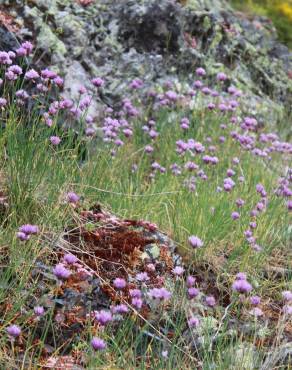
<box><xmin>66</xmin><ymin>192</ymin><xmax>80</xmax><ymax>204</ymax></box>
<box><xmin>8</xmin><ymin>65</ymin><xmax>22</xmax><ymax>76</ymax></box>
<box><xmin>223</xmin><ymin>178</ymin><xmax>235</xmax><ymax>192</ymax></box>
<box><xmin>226</xmin><ymin>169</ymin><xmax>235</xmax><ymax>177</ymax></box>
<box><xmin>50</xmin><ymin>136</ymin><xmax>61</xmax><ymax>146</ymax></box>
<box><xmin>250</xmin><ymin>209</ymin><xmax>258</xmax><ymax>217</ymax></box>
<box><xmin>250</xmin><ymin>296</ymin><xmax>261</xmax><ymax>305</ymax></box>
<box><xmin>236</xmin><ymin>272</ymin><xmax>247</xmax><ymax>280</ymax></box>
<box><xmin>0</xmin><ymin>51</ymin><xmax>12</xmax><ymax>64</ymax></box>
<box><xmin>216</xmin><ymin>72</ymin><xmax>227</xmax><ymax>81</ymax></box>
<box><xmin>205</xmin><ymin>295</ymin><xmax>216</xmax><ymax>307</ymax></box>
<box><xmin>188</xmin><ymin>287</ymin><xmax>199</xmax><ymax>299</ymax></box>
<box><xmin>287</xmin><ymin>200</ymin><xmax>292</xmax><ymax>211</ymax></box>
<box><xmin>136</xmin><ymin>272</ymin><xmax>150</xmax><ymax>282</ymax></box>
<box><xmin>8</xmin><ymin>51</ymin><xmax>16</xmax><ymax>59</ymax></box>
<box><xmin>60</xmin><ymin>99</ymin><xmax>73</xmax><ymax>110</ymax></box>
<box><xmin>78</xmin><ymin>86</ymin><xmax>87</xmax><ymax>94</ymax></box>
<box><xmin>194</xmin><ymin>80</ymin><xmax>203</xmax><ymax>89</ymax></box>
<box><xmin>172</xmin><ymin>266</ymin><xmax>185</xmax><ymax>276</ymax></box>
<box><xmin>86</xmin><ymin>127</ymin><xmax>95</xmax><ymax>137</ymax></box>
<box><xmin>203</xmin><ymin>155</ymin><xmax>219</xmax><ymax>165</ymax></box>
<box><xmin>181</xmin><ymin>121</ymin><xmax>190</xmax><ymax>130</ymax></box>
<box><xmin>149</xmin><ymin>129</ymin><xmax>159</xmax><ymax>139</ymax></box>
<box><xmin>228</xmin><ymin>86</ymin><xmax>237</xmax><ymax>95</ymax></box>
<box><xmin>34</xmin><ymin>306</ymin><xmax>45</xmax><ymax>316</ymax></box>
<box><xmin>188</xmin><ymin>235</ymin><xmax>203</xmax><ymax>248</ymax></box>
<box><xmin>256</xmin><ymin>202</ymin><xmax>265</xmax><ymax>212</ymax></box>
<box><xmin>249</xmin><ymin>307</ymin><xmax>263</xmax><ymax>317</ymax></box>
<box><xmin>192</xmin><ymin>140</ymin><xmax>205</xmax><ymax>153</ymax></box>
<box><xmin>114</xmin><ymin>139</ymin><xmax>124</xmax><ymax>147</ymax></box>
<box><xmin>247</xmin><ymin>236</ymin><xmax>256</xmax><ymax>245</ymax></box>
<box><xmin>79</xmin><ymin>96</ymin><xmax>92</xmax><ymax>110</ymax></box>
<box><xmin>252</xmin><ymin>244</ymin><xmax>262</xmax><ymax>252</ymax></box>
<box><xmin>282</xmin><ymin>291</ymin><xmax>292</xmax><ymax>302</ymax></box>
<box><xmin>148</xmin><ymin>287</ymin><xmax>172</xmax><ymax>301</ymax></box>
<box><xmin>7</xmin><ymin>325</ymin><xmax>21</xmax><ymax>338</ymax></box>
<box><xmin>112</xmin><ymin>304</ymin><xmax>129</xmax><ymax>314</ymax></box>
<box><xmin>53</xmin><ymin>264</ymin><xmax>71</xmax><ymax>280</ymax></box>
<box><xmin>165</xmin><ymin>90</ymin><xmax>178</xmax><ymax>101</ymax></box>
<box><xmin>63</xmin><ymin>254</ymin><xmax>78</xmax><ymax>264</ymax></box>
<box><xmin>5</xmin><ymin>68</ymin><xmax>14</xmax><ymax>79</ymax></box>
<box><xmin>53</xmin><ymin>76</ymin><xmax>63</xmax><ymax>86</ymax></box>
<box><xmin>123</xmin><ymin>128</ymin><xmax>133</xmax><ymax>138</ymax></box>
<box><xmin>94</xmin><ymin>310</ymin><xmax>112</xmax><ymax>326</ymax></box>
<box><xmin>196</xmin><ymin>67</ymin><xmax>206</xmax><ymax>77</ymax></box>
<box><xmin>21</xmin><ymin>41</ymin><xmax>33</xmax><ymax>54</ymax></box>
<box><xmin>145</xmin><ymin>145</ymin><xmax>154</xmax><ymax>154</ymax></box>
<box><xmin>130</xmin><ymin>78</ymin><xmax>143</xmax><ymax>89</ymax></box>
<box><xmin>4</xmin><ymin>71</ymin><xmax>16</xmax><ymax>82</ymax></box>
<box><xmin>256</xmin><ymin>184</ymin><xmax>266</xmax><ymax>197</ymax></box>
<box><xmin>186</xmin><ymin>275</ymin><xmax>196</xmax><ymax>287</ymax></box>
<box><xmin>232</xmin><ymin>279</ymin><xmax>252</xmax><ymax>294</ymax></box>
<box><xmin>17</xmin><ymin>231</ymin><xmax>30</xmax><ymax>241</ymax></box>
<box><xmin>185</xmin><ymin>161</ymin><xmax>198</xmax><ymax>171</ymax></box>
<box><xmin>207</xmin><ymin>102</ymin><xmax>216</xmax><ymax>110</ymax></box>
<box><xmin>25</xmin><ymin>69</ymin><xmax>39</xmax><ymax>80</ymax></box>
<box><xmin>91</xmin><ymin>77</ymin><xmax>104</xmax><ymax>87</ymax></box>
<box><xmin>283</xmin><ymin>305</ymin><xmax>292</xmax><ymax>315</ymax></box>
<box><xmin>91</xmin><ymin>337</ymin><xmax>107</xmax><ymax>351</ymax></box>
<box><xmin>236</xmin><ymin>198</ymin><xmax>245</xmax><ymax>207</ymax></box>
<box><xmin>85</xmin><ymin>116</ymin><xmax>94</xmax><ymax>124</ymax></box>
<box><xmin>131</xmin><ymin>297</ymin><xmax>143</xmax><ymax>309</ymax></box>
<box><xmin>162</xmin><ymin>350</ymin><xmax>168</xmax><ymax>359</ymax></box>
<box><xmin>188</xmin><ymin>316</ymin><xmax>200</xmax><ymax>328</ymax></box>
<box><xmin>231</xmin><ymin>211</ymin><xmax>240</xmax><ymax>220</ymax></box>
<box><xmin>249</xmin><ymin>221</ymin><xmax>257</xmax><ymax>229</ymax></box>
<box><xmin>41</xmin><ymin>69</ymin><xmax>57</xmax><ymax>79</ymax></box>
<box><xmin>180</xmin><ymin>117</ymin><xmax>190</xmax><ymax>127</ymax></box>
<box><xmin>19</xmin><ymin>224</ymin><xmax>39</xmax><ymax>235</ymax></box>
<box><xmin>130</xmin><ymin>289</ymin><xmax>142</xmax><ymax>298</ymax></box>
<box><xmin>0</xmin><ymin>98</ymin><xmax>7</xmax><ymax>108</ymax></box>
<box><xmin>113</xmin><ymin>277</ymin><xmax>126</xmax><ymax>289</ymax></box>
<box><xmin>16</xmin><ymin>47</ymin><xmax>26</xmax><ymax>57</ymax></box>
<box><xmin>202</xmin><ymin>87</ymin><xmax>211</xmax><ymax>95</ymax></box>
<box><xmin>15</xmin><ymin>90</ymin><xmax>29</xmax><ymax>99</ymax></box>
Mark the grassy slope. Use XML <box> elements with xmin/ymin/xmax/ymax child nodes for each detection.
<box><xmin>0</xmin><ymin>85</ymin><xmax>291</xmax><ymax>368</ymax></box>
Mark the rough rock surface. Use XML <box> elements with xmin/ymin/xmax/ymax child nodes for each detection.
<box><xmin>1</xmin><ymin>0</ymin><xmax>291</xmax><ymax>121</ymax></box>
<box><xmin>29</xmin><ymin>205</ymin><xmax>182</xmax><ymax>347</ymax></box>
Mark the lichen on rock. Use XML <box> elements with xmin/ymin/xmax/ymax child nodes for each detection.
<box><xmin>2</xmin><ymin>0</ymin><xmax>291</xmax><ymax>123</ymax></box>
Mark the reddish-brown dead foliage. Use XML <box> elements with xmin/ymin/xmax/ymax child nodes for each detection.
<box><xmin>65</xmin><ymin>208</ymin><xmax>160</xmax><ymax>281</ymax></box>
<box><xmin>63</xmin><ymin>206</ymin><xmax>174</xmax><ymax>305</ymax></box>
<box><xmin>78</xmin><ymin>0</ymin><xmax>94</xmax><ymax>6</ymax></box>
<box><xmin>82</xmin><ymin>227</ymin><xmax>152</xmax><ymax>259</ymax></box>
<box><xmin>0</xmin><ymin>9</ymin><xmax>20</xmax><ymax>33</ymax></box>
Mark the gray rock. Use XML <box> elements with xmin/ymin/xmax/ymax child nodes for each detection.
<box><xmin>63</xmin><ymin>61</ymin><xmax>102</xmax><ymax>118</ymax></box>
<box><xmin>2</xmin><ymin>0</ymin><xmax>291</xmax><ymax>122</ymax></box>
<box><xmin>0</xmin><ymin>26</ymin><xmax>18</xmax><ymax>50</ymax></box>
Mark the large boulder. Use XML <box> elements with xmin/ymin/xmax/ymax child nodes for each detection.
<box><xmin>1</xmin><ymin>0</ymin><xmax>291</xmax><ymax>120</ymax></box>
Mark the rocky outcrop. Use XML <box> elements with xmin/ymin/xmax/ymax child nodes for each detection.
<box><xmin>1</xmin><ymin>0</ymin><xmax>291</xmax><ymax>121</ymax></box>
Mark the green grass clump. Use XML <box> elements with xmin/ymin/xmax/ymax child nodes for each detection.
<box><xmin>0</xmin><ymin>55</ymin><xmax>291</xmax><ymax>368</ymax></box>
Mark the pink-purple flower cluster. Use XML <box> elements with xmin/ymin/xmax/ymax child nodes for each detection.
<box><xmin>17</xmin><ymin>224</ymin><xmax>39</xmax><ymax>241</ymax></box>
